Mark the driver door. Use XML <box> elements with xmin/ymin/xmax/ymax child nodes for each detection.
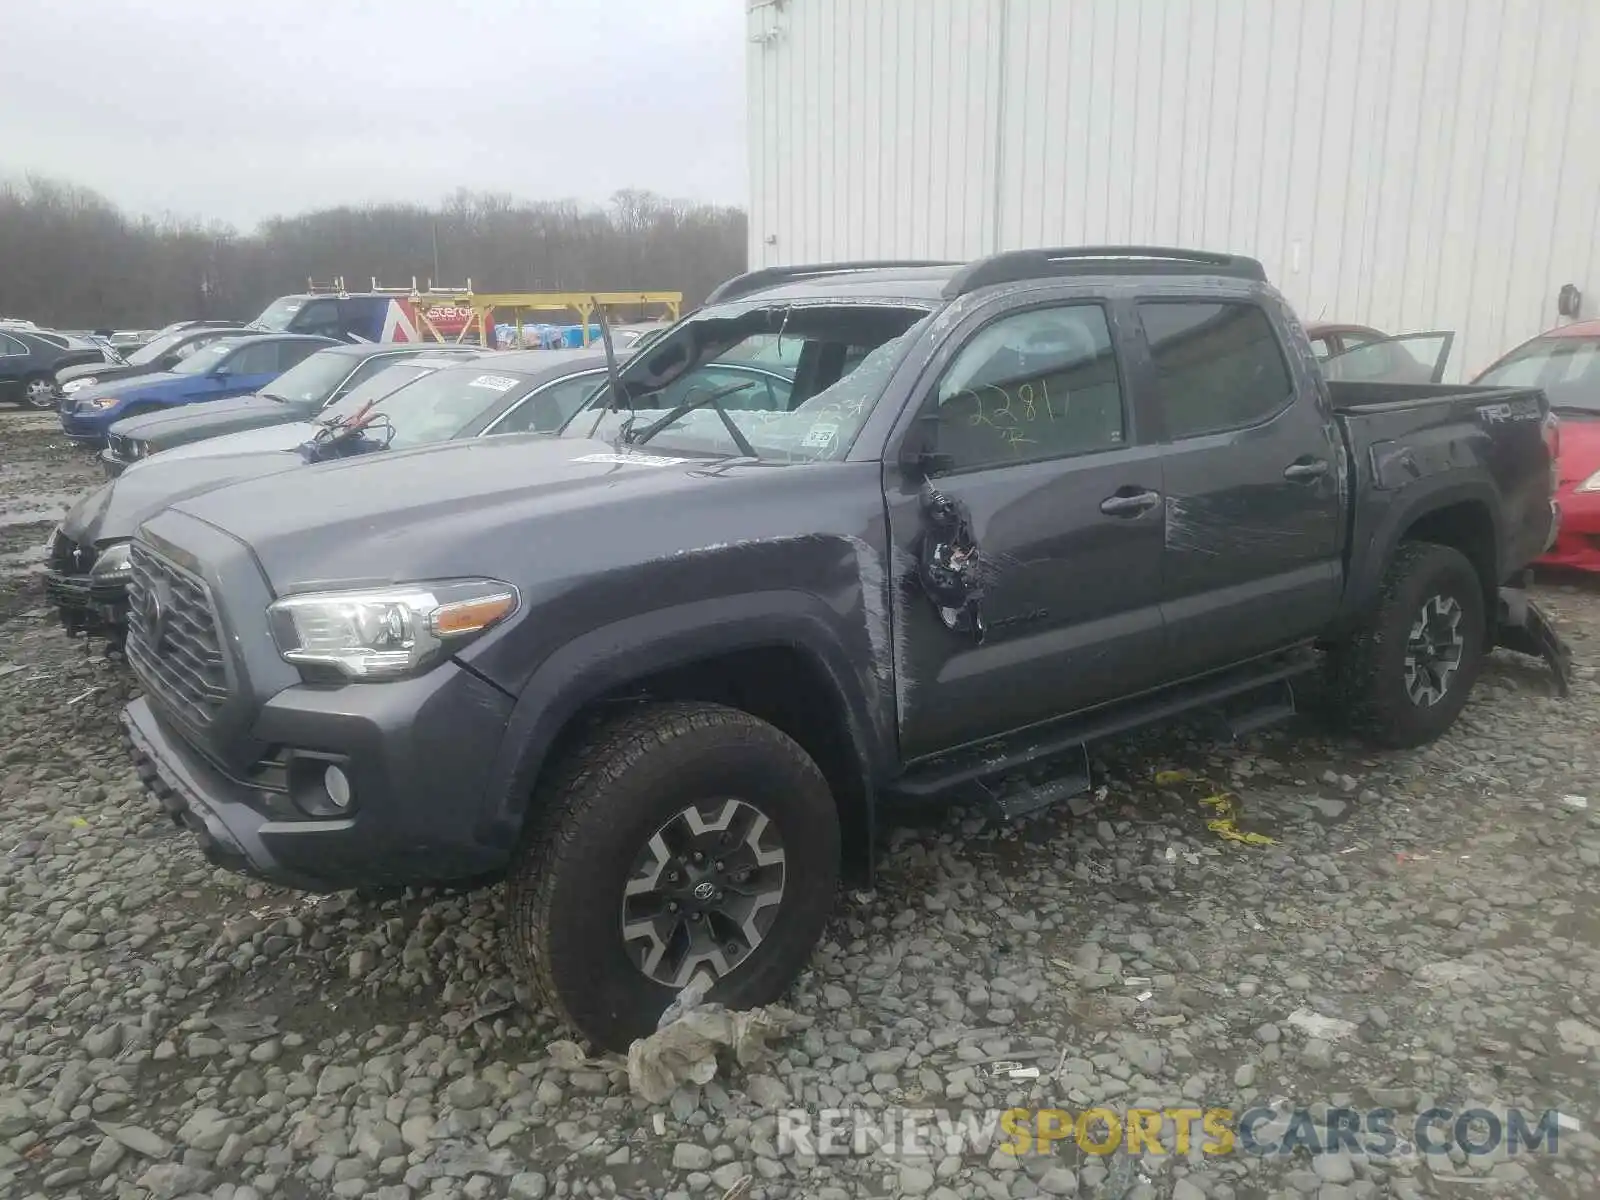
<box><xmin>883</xmin><ymin>295</ymin><xmax>1169</xmax><ymax>760</ymax></box>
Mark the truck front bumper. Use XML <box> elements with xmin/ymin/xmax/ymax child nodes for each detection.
<box><xmin>43</xmin><ymin>570</ymin><xmax>128</xmax><ymax>637</ymax></box>
<box><xmin>122</xmin><ymin>663</ymin><xmax>518</xmax><ymax>892</ymax></box>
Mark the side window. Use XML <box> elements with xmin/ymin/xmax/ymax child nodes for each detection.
<box><xmin>338</xmin><ymin>355</ymin><xmax>398</xmax><ymax>394</ymax></box>
<box><xmin>277</xmin><ymin>341</ymin><xmax>324</xmax><ymax>370</ymax></box>
<box><xmin>0</xmin><ymin>333</ymin><xmax>27</xmax><ymax>357</ymax></box>
<box><xmin>220</xmin><ymin>343</ymin><xmax>280</xmax><ymax>376</ymax></box>
<box><xmin>1139</xmin><ymin>301</ymin><xmax>1294</xmax><ymax>439</ymax></box>
<box><xmin>491</xmin><ymin>373</ymin><xmax>606</xmax><ymax>434</ymax></box>
<box><xmin>294</xmin><ymin>301</ymin><xmax>343</xmax><ymax>338</ymax></box>
<box><xmin>928</xmin><ymin>304</ymin><xmax>1125</xmax><ymax>472</ymax></box>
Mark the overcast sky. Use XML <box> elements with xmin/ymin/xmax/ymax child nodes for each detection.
<box><xmin>1</xmin><ymin>0</ymin><xmax>746</xmax><ymax>229</ymax></box>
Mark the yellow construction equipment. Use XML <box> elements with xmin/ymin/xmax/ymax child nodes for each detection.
<box><xmin>371</xmin><ymin>278</ymin><xmax>682</xmax><ymax>346</ymax></box>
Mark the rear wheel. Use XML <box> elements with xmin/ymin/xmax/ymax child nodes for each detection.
<box><xmin>507</xmin><ymin>702</ymin><xmax>841</xmax><ymax>1050</ymax></box>
<box><xmin>1328</xmin><ymin>542</ymin><xmax>1486</xmax><ymax>748</ymax></box>
<box><xmin>22</xmin><ymin>374</ymin><xmax>56</xmax><ymax>410</ymax></box>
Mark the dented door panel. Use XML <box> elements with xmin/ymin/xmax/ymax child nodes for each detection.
<box><xmin>1157</xmin><ymin>412</ymin><xmax>1345</xmax><ymax>673</ymax></box>
<box><xmin>884</xmin><ymin>445</ymin><xmax>1167</xmax><ymax>761</ymax></box>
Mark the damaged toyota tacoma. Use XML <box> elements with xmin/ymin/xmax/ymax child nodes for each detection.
<box><xmin>121</xmin><ymin>248</ymin><xmax>1570</xmax><ymax>1050</ymax></box>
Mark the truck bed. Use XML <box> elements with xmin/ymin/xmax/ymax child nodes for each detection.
<box><xmin>1326</xmin><ymin>379</ymin><xmax>1534</xmax><ymax>413</ymax></box>
<box><xmin>1331</xmin><ymin>380</ymin><xmax>1553</xmax><ymax>613</ymax></box>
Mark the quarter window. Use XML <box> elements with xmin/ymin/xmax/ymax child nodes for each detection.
<box><xmin>927</xmin><ymin>304</ymin><xmax>1125</xmax><ymax>472</ymax></box>
<box><xmin>0</xmin><ymin>333</ymin><xmax>26</xmax><ymax>356</ymax></box>
<box><xmin>1139</xmin><ymin>301</ymin><xmax>1293</xmax><ymax>439</ymax></box>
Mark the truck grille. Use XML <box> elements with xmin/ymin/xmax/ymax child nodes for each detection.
<box><xmin>125</xmin><ymin>543</ymin><xmax>229</xmax><ymax>726</ymax></box>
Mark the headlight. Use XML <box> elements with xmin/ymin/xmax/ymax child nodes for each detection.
<box><xmin>90</xmin><ymin>541</ymin><xmax>132</xmax><ymax>581</ymax></box>
<box><xmin>131</xmin><ymin>439</ymin><xmax>150</xmax><ymax>459</ymax></box>
<box><xmin>267</xmin><ymin>579</ymin><xmax>519</xmax><ymax>680</ymax></box>
<box><xmin>79</xmin><ymin>396</ymin><xmax>120</xmax><ymax>411</ymax></box>
<box><xmin>1577</xmin><ymin>470</ymin><xmax>1600</xmax><ymax>494</ymax></box>
<box><xmin>63</xmin><ymin>378</ymin><xmax>95</xmax><ymax>393</ymax></box>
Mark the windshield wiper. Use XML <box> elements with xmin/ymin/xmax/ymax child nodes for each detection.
<box><xmin>259</xmin><ymin>391</ymin><xmax>291</xmax><ymax>404</ymax></box>
<box><xmin>628</xmin><ymin>380</ymin><xmax>760</xmax><ymax>459</ymax></box>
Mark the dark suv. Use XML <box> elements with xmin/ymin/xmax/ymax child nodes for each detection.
<box><xmin>122</xmin><ymin>247</ymin><xmax>1566</xmax><ymax>1050</ymax></box>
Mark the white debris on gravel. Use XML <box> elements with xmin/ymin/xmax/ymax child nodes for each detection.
<box><xmin>2</xmin><ymin>414</ymin><xmax>1600</xmax><ymax>1199</ymax></box>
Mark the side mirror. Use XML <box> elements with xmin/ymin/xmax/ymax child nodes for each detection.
<box><xmin>899</xmin><ymin>414</ymin><xmax>953</xmax><ymax>479</ymax></box>
<box><xmin>158</xmin><ymin>354</ymin><xmax>180</xmax><ymax>370</ymax></box>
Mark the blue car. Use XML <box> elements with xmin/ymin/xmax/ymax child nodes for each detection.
<box><xmin>58</xmin><ymin>333</ymin><xmax>338</xmax><ymax>445</ymax></box>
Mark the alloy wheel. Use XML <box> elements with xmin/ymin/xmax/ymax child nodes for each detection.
<box><xmin>1403</xmin><ymin>593</ymin><xmax>1465</xmax><ymax>707</ymax></box>
<box><xmin>621</xmin><ymin>797</ymin><xmax>787</xmax><ymax>988</ymax></box>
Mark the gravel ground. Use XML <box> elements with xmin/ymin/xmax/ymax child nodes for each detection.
<box><xmin>3</xmin><ymin>409</ymin><xmax>1600</xmax><ymax>1200</ymax></box>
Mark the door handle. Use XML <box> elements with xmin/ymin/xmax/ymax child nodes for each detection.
<box><xmin>1099</xmin><ymin>488</ymin><xmax>1162</xmax><ymax>517</ymax></box>
<box><xmin>1283</xmin><ymin>458</ymin><xmax>1330</xmax><ymax>482</ymax></box>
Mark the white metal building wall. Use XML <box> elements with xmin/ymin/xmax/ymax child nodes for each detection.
<box><xmin>746</xmin><ymin>0</ymin><xmax>1600</xmax><ymax>379</ymax></box>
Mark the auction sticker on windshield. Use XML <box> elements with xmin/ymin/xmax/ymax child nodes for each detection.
<box><xmin>468</xmin><ymin>374</ymin><xmax>520</xmax><ymax>391</ymax></box>
<box><xmin>572</xmin><ymin>453</ymin><xmax>687</xmax><ymax>467</ymax></box>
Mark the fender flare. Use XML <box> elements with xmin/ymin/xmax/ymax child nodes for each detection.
<box><xmin>475</xmin><ymin>590</ymin><xmax>886</xmax><ymax>847</ymax></box>
<box><xmin>1344</xmin><ymin>474</ymin><xmax>1504</xmax><ymax>616</ymax></box>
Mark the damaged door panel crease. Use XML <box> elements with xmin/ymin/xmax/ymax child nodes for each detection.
<box><xmin>118</xmin><ymin>244</ymin><xmax>1572</xmax><ymax>1051</ymax></box>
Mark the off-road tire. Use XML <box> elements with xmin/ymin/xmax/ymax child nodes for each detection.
<box><xmin>507</xmin><ymin>701</ymin><xmax>841</xmax><ymax>1051</ymax></box>
<box><xmin>21</xmin><ymin>374</ymin><xmax>56</xmax><ymax>410</ymax></box>
<box><xmin>1328</xmin><ymin>542</ymin><xmax>1486</xmax><ymax>748</ymax></box>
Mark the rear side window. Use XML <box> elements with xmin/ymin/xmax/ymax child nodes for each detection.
<box><xmin>278</xmin><ymin>340</ymin><xmax>325</xmax><ymax>370</ymax></box>
<box><xmin>293</xmin><ymin>300</ymin><xmax>344</xmax><ymax>338</ymax></box>
<box><xmin>1139</xmin><ymin>301</ymin><xmax>1293</xmax><ymax>439</ymax></box>
<box><xmin>223</xmin><ymin>342</ymin><xmax>281</xmax><ymax>375</ymax></box>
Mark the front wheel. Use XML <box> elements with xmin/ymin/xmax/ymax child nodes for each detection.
<box><xmin>1327</xmin><ymin>542</ymin><xmax>1486</xmax><ymax>748</ymax></box>
<box><xmin>22</xmin><ymin>375</ymin><xmax>57</xmax><ymax>410</ymax></box>
<box><xmin>507</xmin><ymin>702</ymin><xmax>841</xmax><ymax>1050</ymax></box>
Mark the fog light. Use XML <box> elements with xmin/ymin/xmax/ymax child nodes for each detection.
<box><xmin>324</xmin><ymin>764</ymin><xmax>352</xmax><ymax>810</ymax></box>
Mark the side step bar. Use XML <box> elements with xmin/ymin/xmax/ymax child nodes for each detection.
<box><xmin>886</xmin><ymin>649</ymin><xmax>1316</xmax><ymax>816</ymax></box>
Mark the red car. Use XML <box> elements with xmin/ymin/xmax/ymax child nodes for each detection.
<box><xmin>1474</xmin><ymin>320</ymin><xmax>1600</xmax><ymax>570</ymax></box>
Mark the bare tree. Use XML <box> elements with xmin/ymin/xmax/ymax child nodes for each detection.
<box><xmin>0</xmin><ymin>176</ymin><xmax>747</xmax><ymax>329</ymax></box>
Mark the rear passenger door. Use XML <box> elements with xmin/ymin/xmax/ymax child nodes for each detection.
<box><xmin>1135</xmin><ymin>299</ymin><xmax>1343</xmax><ymax>676</ymax></box>
<box><xmin>885</xmin><ymin>297</ymin><xmax>1169</xmax><ymax>759</ymax></box>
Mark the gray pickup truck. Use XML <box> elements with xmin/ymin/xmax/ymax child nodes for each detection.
<box><xmin>121</xmin><ymin>247</ymin><xmax>1568</xmax><ymax>1049</ymax></box>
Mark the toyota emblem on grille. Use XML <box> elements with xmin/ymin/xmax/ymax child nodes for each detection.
<box><xmin>144</xmin><ymin>580</ymin><xmax>171</xmax><ymax>650</ymax></box>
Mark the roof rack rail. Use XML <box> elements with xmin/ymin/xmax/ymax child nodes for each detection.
<box><xmin>704</xmin><ymin>260</ymin><xmax>958</xmax><ymax>306</ymax></box>
<box><xmin>943</xmin><ymin>245</ymin><xmax>1266</xmax><ymax>298</ymax></box>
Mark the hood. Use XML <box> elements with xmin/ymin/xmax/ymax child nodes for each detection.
<box><xmin>112</xmin><ymin>394</ymin><xmax>307</xmax><ymax>447</ymax></box>
<box><xmin>57</xmin><ymin>360</ymin><xmax>142</xmax><ymax>386</ymax></box>
<box><xmin>1557</xmin><ymin>413</ymin><xmax>1600</xmax><ymax>486</ymax></box>
<box><xmin>70</xmin><ymin>370</ymin><xmax>186</xmax><ymax>405</ymax></box>
<box><xmin>145</xmin><ymin>420</ymin><xmax>319</xmax><ymax>464</ymax></box>
<box><xmin>168</xmin><ymin>434</ymin><xmax>735</xmax><ymax>591</ymax></box>
<box><xmin>61</xmin><ymin>445</ymin><xmax>307</xmax><ymax>548</ymax></box>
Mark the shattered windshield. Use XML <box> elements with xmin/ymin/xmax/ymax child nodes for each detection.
<box><xmin>563</xmin><ymin>306</ymin><xmax>930</xmax><ymax>461</ymax></box>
